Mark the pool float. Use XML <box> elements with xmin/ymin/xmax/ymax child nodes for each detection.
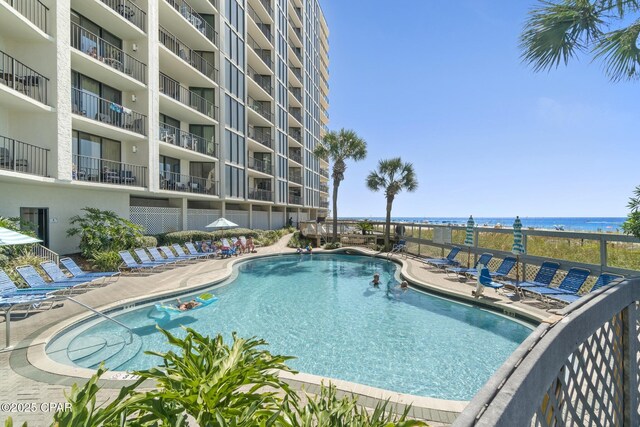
<box><xmin>155</xmin><ymin>292</ymin><xmax>218</xmax><ymax>314</ymax></box>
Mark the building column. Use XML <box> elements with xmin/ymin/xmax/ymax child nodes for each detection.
<box><xmin>248</xmin><ymin>204</ymin><xmax>253</xmax><ymax>229</ymax></box>
<box><xmin>221</xmin><ymin>201</ymin><xmax>226</xmax><ymax>219</ymax></box>
<box><xmin>181</xmin><ymin>198</ymin><xmax>188</xmax><ymax>231</ymax></box>
<box><xmin>146</xmin><ymin>1</ymin><xmax>160</xmax><ymax>191</ymax></box>
<box><xmin>55</xmin><ymin>0</ymin><xmax>72</xmax><ymax>181</ymax></box>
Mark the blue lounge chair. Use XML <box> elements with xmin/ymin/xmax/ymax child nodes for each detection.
<box><xmin>185</xmin><ymin>242</ymin><xmax>216</xmax><ymax>258</ymax></box>
<box><xmin>390</xmin><ymin>240</ymin><xmax>407</xmax><ymax>256</ymax></box>
<box><xmin>424</xmin><ymin>247</ymin><xmax>461</xmax><ymax>268</ymax></box>
<box><xmin>16</xmin><ymin>265</ymin><xmax>88</xmax><ymax>292</ymax></box>
<box><xmin>445</xmin><ymin>253</ymin><xmax>493</xmax><ymax>277</ymax></box>
<box><xmin>524</xmin><ymin>267</ymin><xmax>591</xmax><ymax>302</ymax></box>
<box><xmin>119</xmin><ymin>250</ymin><xmax>164</xmax><ymax>272</ymax></box>
<box><xmin>0</xmin><ymin>270</ymin><xmax>57</xmax><ymax>297</ymax></box>
<box><xmin>159</xmin><ymin>246</ymin><xmax>195</xmax><ymax>262</ymax></box>
<box><xmin>468</xmin><ymin>257</ymin><xmax>517</xmax><ymax>279</ymax></box>
<box><xmin>40</xmin><ymin>261</ymin><xmax>101</xmax><ymax>286</ymax></box>
<box><xmin>476</xmin><ymin>266</ymin><xmax>505</xmax><ymax>294</ymax></box>
<box><xmin>173</xmin><ymin>244</ymin><xmax>208</xmax><ymax>260</ymax></box>
<box><xmin>60</xmin><ymin>257</ymin><xmax>119</xmax><ymax>281</ymax></box>
<box><xmin>514</xmin><ymin>261</ymin><xmax>561</xmax><ymax>288</ymax></box>
<box><xmin>220</xmin><ymin>239</ymin><xmax>237</xmax><ymax>257</ymax></box>
<box><xmin>550</xmin><ymin>273</ymin><xmax>624</xmax><ymax>304</ymax></box>
<box><xmin>143</xmin><ymin>247</ymin><xmax>179</xmax><ymax>265</ymax></box>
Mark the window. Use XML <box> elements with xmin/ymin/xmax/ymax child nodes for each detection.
<box><xmin>72</xmin><ymin>130</ymin><xmax>120</xmax><ymax>161</ymax></box>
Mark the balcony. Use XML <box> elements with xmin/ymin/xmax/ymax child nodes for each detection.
<box><xmin>320</xmin><ymin>167</ymin><xmax>329</xmax><ymax>178</ymax></box>
<box><xmin>247</xmin><ymin>65</ymin><xmax>272</xmax><ymax>96</ymax></box>
<box><xmin>252</xmin><ymin>0</ymin><xmax>272</xmax><ymax>18</ymax></box>
<box><xmin>289</xmin><ymin>172</ymin><xmax>302</xmax><ymax>185</ymax></box>
<box><xmin>249</xmin><ymin>188</ymin><xmax>272</xmax><ymax>202</ymax></box>
<box><xmin>289</xmin><ymin>44</ymin><xmax>303</xmax><ymax>64</ymax></box>
<box><xmin>72</xmin><ymin>87</ymin><xmax>147</xmax><ymax>136</ymax></box>
<box><xmin>320</xmin><ymin>200</ymin><xmax>329</xmax><ymax>208</ymax></box>
<box><xmin>289</xmin><ymin>64</ymin><xmax>302</xmax><ymax>83</ymax></box>
<box><xmin>99</xmin><ymin>0</ymin><xmax>146</xmax><ymax>32</ymax></box>
<box><xmin>289</xmin><ymin>149</ymin><xmax>301</xmax><ymax>164</ymax></box>
<box><xmin>248</xmin><ymin>126</ymin><xmax>273</xmax><ymax>149</ymax></box>
<box><xmin>289</xmin><ymin>85</ymin><xmax>302</xmax><ymax>103</ymax></box>
<box><xmin>159</xmin><ymin>73</ymin><xmax>218</xmax><ymax>120</ymax></box>
<box><xmin>289</xmin><ymin>127</ymin><xmax>302</xmax><ymax>144</ymax></box>
<box><xmin>159</xmin><ymin>122</ymin><xmax>217</xmax><ymax>158</ymax></box>
<box><xmin>247</xmin><ymin>34</ymin><xmax>272</xmax><ymax>69</ymax></box>
<box><xmin>2</xmin><ymin>0</ymin><xmax>49</xmax><ymax>34</ymax></box>
<box><xmin>159</xmin><ymin>26</ymin><xmax>218</xmax><ymax>82</ymax></box>
<box><xmin>73</xmin><ymin>154</ymin><xmax>147</xmax><ymax>187</ymax></box>
<box><xmin>319</xmin><ymin>184</ymin><xmax>329</xmax><ymax>193</ymax></box>
<box><xmin>247</xmin><ymin>96</ymin><xmax>272</xmax><ymax>122</ymax></box>
<box><xmin>248</xmin><ymin>157</ymin><xmax>272</xmax><ymax>174</ymax></box>
<box><xmin>288</xmin><ymin>194</ymin><xmax>302</xmax><ymax>205</ymax></box>
<box><xmin>289</xmin><ymin>107</ymin><xmax>302</xmax><ymax>124</ymax></box>
<box><xmin>288</xmin><ymin>18</ymin><xmax>302</xmax><ymax>45</ymax></box>
<box><xmin>71</xmin><ymin>23</ymin><xmax>147</xmax><ymax>85</ymax></box>
<box><xmin>0</xmin><ymin>135</ymin><xmax>49</xmax><ymax>177</ymax></box>
<box><xmin>160</xmin><ymin>170</ymin><xmax>219</xmax><ymax>195</ymax></box>
<box><xmin>0</xmin><ymin>50</ymin><xmax>49</xmax><ymax>105</ymax></box>
<box><xmin>164</xmin><ymin>0</ymin><xmax>218</xmax><ymax>46</ymax></box>
<box><xmin>247</xmin><ymin>3</ymin><xmax>273</xmax><ymax>45</ymax></box>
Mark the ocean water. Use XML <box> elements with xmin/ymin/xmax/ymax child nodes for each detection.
<box><xmin>47</xmin><ymin>254</ymin><xmax>533</xmax><ymax>400</ymax></box>
<box><xmin>345</xmin><ymin>217</ymin><xmax>626</xmax><ymax>232</ymax></box>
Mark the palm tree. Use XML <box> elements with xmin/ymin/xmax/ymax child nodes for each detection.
<box><xmin>366</xmin><ymin>158</ymin><xmax>418</xmax><ymax>251</ymax></box>
<box><xmin>520</xmin><ymin>0</ymin><xmax>640</xmax><ymax>82</ymax></box>
<box><xmin>313</xmin><ymin>129</ymin><xmax>367</xmax><ymax>243</ymax></box>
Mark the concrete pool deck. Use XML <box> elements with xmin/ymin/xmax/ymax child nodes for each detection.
<box><xmin>0</xmin><ymin>235</ymin><xmax>552</xmax><ymax>426</ymax></box>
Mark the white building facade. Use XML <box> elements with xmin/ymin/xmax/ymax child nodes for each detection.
<box><xmin>0</xmin><ymin>0</ymin><xmax>330</xmax><ymax>253</ymax></box>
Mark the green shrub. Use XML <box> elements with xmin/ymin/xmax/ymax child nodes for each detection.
<box><xmin>2</xmin><ymin>253</ymin><xmax>45</xmax><ymax>287</ymax></box>
<box><xmin>90</xmin><ymin>251</ymin><xmax>122</xmax><ymax>272</ymax></box>
<box><xmin>288</xmin><ymin>231</ymin><xmax>311</xmax><ymax>249</ymax></box>
<box><xmin>324</xmin><ymin>242</ymin><xmax>341</xmax><ymax>249</ymax></box>
<box><xmin>140</xmin><ymin>235</ymin><xmax>158</xmax><ymax>248</ymax></box>
<box><xmin>0</xmin><ymin>216</ymin><xmax>38</xmax><ymax>270</ymax></box>
<box><xmin>67</xmin><ymin>208</ymin><xmax>144</xmax><ymax>257</ymax></box>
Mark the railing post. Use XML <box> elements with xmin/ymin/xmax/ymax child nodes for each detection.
<box><xmin>622</xmin><ymin>302</ymin><xmax>639</xmax><ymax>427</ymax></box>
<box><xmin>600</xmin><ymin>235</ymin><xmax>607</xmax><ymax>275</ymax></box>
<box><xmin>473</xmin><ymin>228</ymin><xmax>479</xmax><ymax>265</ymax></box>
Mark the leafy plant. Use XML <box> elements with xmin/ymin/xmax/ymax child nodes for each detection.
<box><xmin>324</xmin><ymin>242</ymin><xmax>342</xmax><ymax>249</ymax></box>
<box><xmin>366</xmin><ymin>158</ymin><xmax>418</xmax><ymax>251</ymax></box>
<box><xmin>140</xmin><ymin>235</ymin><xmax>158</xmax><ymax>248</ymax></box>
<box><xmin>0</xmin><ymin>216</ymin><xmax>38</xmax><ymax>270</ymax></box>
<box><xmin>2</xmin><ymin>253</ymin><xmax>47</xmax><ymax>287</ymax></box>
<box><xmin>90</xmin><ymin>251</ymin><xmax>123</xmax><ymax>272</ymax></box>
<box><xmin>67</xmin><ymin>208</ymin><xmax>144</xmax><ymax>257</ymax></box>
<box><xmin>520</xmin><ymin>0</ymin><xmax>640</xmax><ymax>82</ymax></box>
<box><xmin>288</xmin><ymin>231</ymin><xmax>311</xmax><ymax>248</ymax></box>
<box><xmin>356</xmin><ymin>220</ymin><xmax>374</xmax><ymax>235</ymax></box>
<box><xmin>313</xmin><ymin>129</ymin><xmax>368</xmax><ymax>243</ymax></box>
<box><xmin>622</xmin><ymin>185</ymin><xmax>640</xmax><ymax>238</ymax></box>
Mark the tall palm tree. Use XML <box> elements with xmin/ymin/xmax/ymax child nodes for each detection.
<box><xmin>313</xmin><ymin>129</ymin><xmax>367</xmax><ymax>243</ymax></box>
<box><xmin>366</xmin><ymin>158</ymin><xmax>418</xmax><ymax>251</ymax></box>
<box><xmin>520</xmin><ymin>0</ymin><xmax>640</xmax><ymax>82</ymax></box>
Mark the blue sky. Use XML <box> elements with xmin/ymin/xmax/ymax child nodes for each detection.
<box><xmin>320</xmin><ymin>0</ymin><xmax>638</xmax><ymax>218</ymax></box>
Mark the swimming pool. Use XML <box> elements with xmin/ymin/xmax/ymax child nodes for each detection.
<box><xmin>46</xmin><ymin>254</ymin><xmax>534</xmax><ymax>400</ymax></box>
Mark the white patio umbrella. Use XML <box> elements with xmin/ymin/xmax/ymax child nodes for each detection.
<box><xmin>464</xmin><ymin>215</ymin><xmax>475</xmax><ymax>268</ymax></box>
<box><xmin>205</xmin><ymin>218</ymin><xmax>239</xmax><ymax>239</ymax></box>
<box><xmin>0</xmin><ymin>227</ymin><xmax>41</xmax><ymax>246</ymax></box>
<box><xmin>512</xmin><ymin>216</ymin><xmax>526</xmax><ymax>285</ymax></box>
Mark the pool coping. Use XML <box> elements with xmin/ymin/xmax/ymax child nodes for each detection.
<box><xmin>20</xmin><ymin>247</ymin><xmax>549</xmax><ymax>423</ymax></box>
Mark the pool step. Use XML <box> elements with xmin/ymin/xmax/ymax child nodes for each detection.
<box><xmin>70</xmin><ymin>334</ymin><xmax>127</xmax><ymax>368</ymax></box>
<box><xmin>91</xmin><ymin>333</ymin><xmax>143</xmax><ymax>371</ymax></box>
<box><xmin>67</xmin><ymin>336</ymin><xmax>107</xmax><ymax>362</ymax></box>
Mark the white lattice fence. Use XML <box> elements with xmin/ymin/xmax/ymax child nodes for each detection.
<box><xmin>253</xmin><ymin>211</ymin><xmax>269</xmax><ymax>230</ymax></box>
<box><xmin>187</xmin><ymin>209</ymin><xmax>221</xmax><ymax>231</ymax></box>
<box><xmin>130</xmin><ymin>206</ymin><xmax>181</xmax><ymax>235</ymax></box>
<box><xmin>226</xmin><ymin>210</ymin><xmax>249</xmax><ymax>228</ymax></box>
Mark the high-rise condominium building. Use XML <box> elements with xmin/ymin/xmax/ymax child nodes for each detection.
<box><xmin>0</xmin><ymin>0</ymin><xmax>330</xmax><ymax>253</ymax></box>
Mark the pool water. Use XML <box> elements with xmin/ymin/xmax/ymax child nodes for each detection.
<box><xmin>47</xmin><ymin>254</ymin><xmax>533</xmax><ymax>400</ymax></box>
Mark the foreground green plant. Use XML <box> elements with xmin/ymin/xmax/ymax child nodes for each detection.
<box><xmin>40</xmin><ymin>328</ymin><xmax>426</xmax><ymax>426</ymax></box>
<box><xmin>67</xmin><ymin>208</ymin><xmax>144</xmax><ymax>257</ymax></box>
<box><xmin>622</xmin><ymin>185</ymin><xmax>640</xmax><ymax>239</ymax></box>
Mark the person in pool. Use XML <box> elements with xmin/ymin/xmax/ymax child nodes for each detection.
<box><xmin>177</xmin><ymin>299</ymin><xmax>201</xmax><ymax>311</ymax></box>
<box><xmin>399</xmin><ymin>280</ymin><xmax>409</xmax><ymax>291</ymax></box>
<box><xmin>372</xmin><ymin>273</ymin><xmax>380</xmax><ymax>287</ymax></box>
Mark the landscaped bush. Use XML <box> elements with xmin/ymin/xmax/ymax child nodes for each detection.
<box><xmin>160</xmin><ymin>228</ymin><xmax>292</xmax><ymax>247</ymax></box>
<box><xmin>67</xmin><ymin>208</ymin><xmax>144</xmax><ymax>257</ymax></box>
<box><xmin>0</xmin><ymin>216</ymin><xmax>38</xmax><ymax>274</ymax></box>
<box><xmin>2</xmin><ymin>253</ymin><xmax>46</xmax><ymax>287</ymax></box>
<box><xmin>324</xmin><ymin>242</ymin><xmax>341</xmax><ymax>249</ymax></box>
<box><xmin>90</xmin><ymin>251</ymin><xmax>122</xmax><ymax>272</ymax></box>
<box><xmin>14</xmin><ymin>328</ymin><xmax>424</xmax><ymax>427</ymax></box>
<box><xmin>287</xmin><ymin>231</ymin><xmax>311</xmax><ymax>249</ymax></box>
<box><xmin>140</xmin><ymin>235</ymin><xmax>158</xmax><ymax>248</ymax></box>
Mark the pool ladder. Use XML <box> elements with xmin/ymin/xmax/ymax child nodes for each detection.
<box><xmin>65</xmin><ymin>297</ymin><xmax>134</xmax><ymax>344</ymax></box>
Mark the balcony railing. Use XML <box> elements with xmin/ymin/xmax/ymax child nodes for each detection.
<box><xmin>289</xmin><ymin>150</ymin><xmax>301</xmax><ymax>164</ymax></box>
<box><xmin>257</xmin><ymin>0</ymin><xmax>272</xmax><ymax>16</ymax></box>
<box><xmin>249</xmin><ymin>188</ymin><xmax>272</xmax><ymax>202</ymax></box>
<box><xmin>247</xmin><ymin>34</ymin><xmax>272</xmax><ymax>68</ymax></box>
<box><xmin>294</xmin><ymin>6</ymin><xmax>302</xmax><ymax>22</ymax></box>
<box><xmin>164</xmin><ymin>0</ymin><xmax>218</xmax><ymax>46</ymax></box>
<box><xmin>0</xmin><ymin>50</ymin><xmax>49</xmax><ymax>105</ymax></box>
<box><xmin>248</xmin><ymin>96</ymin><xmax>272</xmax><ymax>122</ymax></box>
<box><xmin>159</xmin><ymin>122</ymin><xmax>217</xmax><ymax>158</ymax></box>
<box><xmin>160</xmin><ymin>170</ymin><xmax>218</xmax><ymax>195</ymax></box>
<box><xmin>248</xmin><ymin>157</ymin><xmax>272</xmax><ymax>174</ymax></box>
<box><xmin>289</xmin><ymin>64</ymin><xmax>302</xmax><ymax>82</ymax></box>
<box><xmin>288</xmin><ymin>194</ymin><xmax>302</xmax><ymax>205</ymax></box>
<box><xmin>0</xmin><ymin>135</ymin><xmax>49</xmax><ymax>177</ymax></box>
<box><xmin>248</xmin><ymin>126</ymin><xmax>273</xmax><ymax>149</ymax></box>
<box><xmin>247</xmin><ymin>65</ymin><xmax>272</xmax><ymax>95</ymax></box>
<box><xmin>289</xmin><ymin>85</ymin><xmax>302</xmax><ymax>103</ymax></box>
<box><xmin>159</xmin><ymin>73</ymin><xmax>218</xmax><ymax>119</ymax></box>
<box><xmin>72</xmin><ymin>87</ymin><xmax>147</xmax><ymax>135</ymax></box>
<box><xmin>159</xmin><ymin>27</ymin><xmax>218</xmax><ymax>82</ymax></box>
<box><xmin>289</xmin><ymin>127</ymin><xmax>302</xmax><ymax>143</ymax></box>
<box><xmin>71</xmin><ymin>23</ymin><xmax>147</xmax><ymax>84</ymax></box>
<box><xmin>290</xmin><ymin>44</ymin><xmax>303</xmax><ymax>63</ymax></box>
<box><xmin>99</xmin><ymin>0</ymin><xmax>146</xmax><ymax>32</ymax></box>
<box><xmin>320</xmin><ymin>168</ymin><xmax>329</xmax><ymax>178</ymax></box>
<box><xmin>73</xmin><ymin>154</ymin><xmax>147</xmax><ymax>187</ymax></box>
<box><xmin>3</xmin><ymin>0</ymin><xmax>48</xmax><ymax>34</ymax></box>
<box><xmin>289</xmin><ymin>107</ymin><xmax>302</xmax><ymax>123</ymax></box>
<box><xmin>288</xmin><ymin>19</ymin><xmax>302</xmax><ymax>43</ymax></box>
<box><xmin>319</xmin><ymin>184</ymin><xmax>329</xmax><ymax>193</ymax></box>
<box><xmin>320</xmin><ymin>200</ymin><xmax>329</xmax><ymax>208</ymax></box>
<box><xmin>289</xmin><ymin>173</ymin><xmax>302</xmax><ymax>184</ymax></box>
<box><xmin>247</xmin><ymin>3</ymin><xmax>273</xmax><ymax>44</ymax></box>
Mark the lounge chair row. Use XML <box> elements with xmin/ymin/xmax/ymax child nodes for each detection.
<box><xmin>423</xmin><ymin>247</ymin><xmax>624</xmax><ymax>305</ymax></box>
<box><xmin>118</xmin><ymin>243</ymin><xmax>215</xmax><ymax>272</ymax></box>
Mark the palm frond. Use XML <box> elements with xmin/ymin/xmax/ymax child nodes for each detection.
<box><xmin>520</xmin><ymin>0</ymin><xmax>604</xmax><ymax>72</ymax></box>
<box><xmin>594</xmin><ymin>21</ymin><xmax>640</xmax><ymax>81</ymax></box>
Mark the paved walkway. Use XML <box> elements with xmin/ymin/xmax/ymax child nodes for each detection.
<box><xmin>0</xmin><ymin>237</ymin><xmax>552</xmax><ymax>426</ymax></box>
